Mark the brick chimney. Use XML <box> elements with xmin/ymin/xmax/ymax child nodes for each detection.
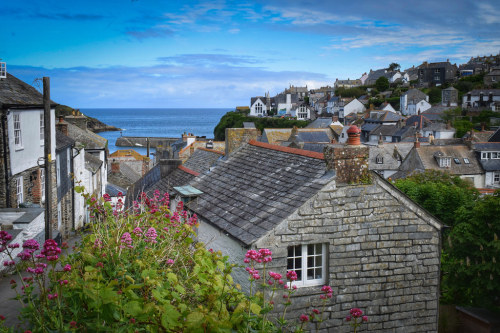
<box><xmin>111</xmin><ymin>159</ymin><xmax>120</xmax><ymax>174</ymax></box>
<box><xmin>324</xmin><ymin>125</ymin><xmax>369</xmax><ymax>184</ymax></box>
<box><xmin>332</xmin><ymin>116</ymin><xmax>338</xmax><ymax>123</ymax></box>
<box><xmin>56</xmin><ymin>116</ymin><xmax>68</xmax><ymax>136</ymax></box>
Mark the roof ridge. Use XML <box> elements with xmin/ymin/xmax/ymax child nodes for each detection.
<box><xmin>198</xmin><ymin>147</ymin><xmax>225</xmax><ymax>155</ymax></box>
<box><xmin>178</xmin><ymin>165</ymin><xmax>200</xmax><ymax>176</ymax></box>
<box><xmin>249</xmin><ymin>140</ymin><xmax>325</xmax><ymax>160</ymax></box>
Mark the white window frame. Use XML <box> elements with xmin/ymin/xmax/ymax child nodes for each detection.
<box><xmin>40</xmin><ymin>168</ymin><xmax>45</xmax><ymax>202</ymax></box>
<box><xmin>56</xmin><ymin>157</ymin><xmax>61</xmax><ymax>186</ymax></box>
<box><xmin>13</xmin><ymin>113</ymin><xmax>23</xmax><ymax>149</ymax></box>
<box><xmin>287</xmin><ymin>243</ymin><xmax>326</xmax><ymax>287</ymax></box>
<box><xmin>439</xmin><ymin>157</ymin><xmax>451</xmax><ymax>168</ymax></box>
<box><xmin>57</xmin><ymin>202</ymin><xmax>62</xmax><ymax>230</ymax></box>
<box><xmin>255</xmin><ymin>103</ymin><xmax>262</xmax><ymax>114</ymax></box>
<box><xmin>15</xmin><ymin>176</ymin><xmax>23</xmax><ymax>206</ymax></box>
<box><xmin>494</xmin><ymin>172</ymin><xmax>500</xmax><ymax>184</ymax></box>
<box><xmin>40</xmin><ymin>113</ymin><xmax>45</xmax><ymax>144</ymax></box>
<box><xmin>0</xmin><ymin>62</ymin><xmax>6</xmax><ymax>78</ymax></box>
<box><xmin>67</xmin><ymin>151</ymin><xmax>71</xmax><ymax>176</ymax></box>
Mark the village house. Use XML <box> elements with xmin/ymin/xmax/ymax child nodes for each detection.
<box><xmin>400</xmin><ymin>89</ymin><xmax>431</xmax><ymax>116</ymax></box>
<box><xmin>181</xmin><ymin>128</ymin><xmax>442</xmax><ymax>332</ymax></box>
<box><xmin>416</xmin><ymin>60</ymin><xmax>458</xmax><ymax>87</ymax></box>
<box><xmin>369</xmin><ymin>142</ymin><xmax>414</xmax><ymax>178</ymax></box>
<box><xmin>393</xmin><ymin>142</ymin><xmax>484</xmax><ymax>188</ymax></box>
<box><xmin>473</xmin><ymin>130</ymin><xmax>500</xmax><ymax>189</ymax></box>
<box><xmin>334</xmin><ymin>78</ymin><xmax>362</xmax><ymax>88</ymax></box>
<box><xmin>462</xmin><ymin>89</ymin><xmax>500</xmax><ymax>110</ymax></box>
<box><xmin>484</xmin><ymin>68</ymin><xmax>500</xmax><ymax>87</ymax></box>
<box><xmin>441</xmin><ymin>86</ymin><xmax>459</xmax><ymax>106</ymax></box>
<box><xmin>55</xmin><ymin>130</ymin><xmax>75</xmax><ymax>238</ymax></box>
<box><xmin>339</xmin><ymin>98</ymin><xmax>366</xmax><ymax>123</ymax></box>
<box><xmin>249</xmin><ymin>93</ymin><xmax>274</xmax><ymax>117</ymax></box>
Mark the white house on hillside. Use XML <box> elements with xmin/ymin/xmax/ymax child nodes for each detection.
<box><xmin>339</xmin><ymin>98</ymin><xmax>366</xmax><ymax>120</ymax></box>
<box><xmin>400</xmin><ymin>89</ymin><xmax>431</xmax><ymax>115</ymax></box>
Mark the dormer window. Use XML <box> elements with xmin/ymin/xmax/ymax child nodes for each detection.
<box><xmin>481</xmin><ymin>152</ymin><xmax>500</xmax><ymax>159</ymax></box>
<box><xmin>434</xmin><ymin>152</ymin><xmax>451</xmax><ymax>168</ymax></box>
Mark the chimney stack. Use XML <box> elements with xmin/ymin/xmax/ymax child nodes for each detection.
<box><xmin>111</xmin><ymin>159</ymin><xmax>120</xmax><ymax>173</ymax></box>
<box><xmin>159</xmin><ymin>159</ymin><xmax>182</xmax><ymax>177</ymax></box>
<box><xmin>225</xmin><ymin>127</ymin><xmax>259</xmax><ymax>156</ymax></box>
<box><xmin>324</xmin><ymin>125</ymin><xmax>369</xmax><ymax>184</ymax></box>
<box><xmin>56</xmin><ymin>117</ymin><xmax>69</xmax><ymax>136</ymax></box>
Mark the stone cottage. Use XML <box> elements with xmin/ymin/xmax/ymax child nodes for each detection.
<box><xmin>184</xmin><ymin>127</ymin><xmax>443</xmax><ymax>332</ymax></box>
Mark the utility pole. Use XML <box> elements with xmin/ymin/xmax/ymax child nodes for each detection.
<box><xmin>43</xmin><ymin>77</ymin><xmax>53</xmax><ymax>241</ymax></box>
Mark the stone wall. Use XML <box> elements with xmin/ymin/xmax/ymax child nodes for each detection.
<box><xmin>225</xmin><ymin>128</ymin><xmax>259</xmax><ymax>157</ymax></box>
<box><xmin>254</xmin><ymin>175</ymin><xmax>442</xmax><ymax>332</ymax></box>
<box><xmin>324</xmin><ymin>145</ymin><xmax>370</xmax><ymax>184</ymax></box>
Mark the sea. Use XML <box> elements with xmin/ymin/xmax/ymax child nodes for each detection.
<box><xmin>81</xmin><ymin>108</ymin><xmax>231</xmax><ymax>154</ymax></box>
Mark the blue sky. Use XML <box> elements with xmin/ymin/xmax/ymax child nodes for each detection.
<box><xmin>1</xmin><ymin>0</ymin><xmax>499</xmax><ymax>108</ymax></box>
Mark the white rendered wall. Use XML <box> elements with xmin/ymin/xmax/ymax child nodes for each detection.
<box><xmin>8</xmin><ymin>108</ymin><xmax>56</xmax><ymax>176</ymax></box>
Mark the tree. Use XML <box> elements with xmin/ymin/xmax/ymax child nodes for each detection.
<box><xmin>394</xmin><ymin>171</ymin><xmax>500</xmax><ymax>313</ymax></box>
<box><xmin>388</xmin><ymin>62</ymin><xmax>400</xmax><ymax>71</ymax></box>
<box><xmin>428</xmin><ymin>87</ymin><xmax>442</xmax><ymax>104</ymax></box>
<box><xmin>375</xmin><ymin>76</ymin><xmax>389</xmax><ymax>92</ymax></box>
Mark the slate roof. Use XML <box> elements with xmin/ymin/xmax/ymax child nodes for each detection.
<box><xmin>85</xmin><ymin>152</ymin><xmax>103</xmax><ymax>173</ymax></box>
<box><xmin>301</xmin><ymin>143</ymin><xmax>327</xmax><ymax>153</ymax></box>
<box><xmin>478</xmin><ymin>159</ymin><xmax>500</xmax><ymax>172</ymax></box>
<box><xmin>423</xmin><ymin>123</ymin><xmax>455</xmax><ymax>133</ymax></box>
<box><xmin>274</xmin><ymin>93</ymin><xmax>299</xmax><ymax>104</ymax></box>
<box><xmin>108</xmin><ymin>163</ymin><xmax>141</xmax><ymax>189</ymax></box>
<box><xmin>295</xmin><ymin>129</ymin><xmax>333</xmax><ymax>143</ymax></box>
<box><xmin>369</xmin><ymin>143</ymin><xmax>414</xmax><ymax>171</ymax></box>
<box><xmin>489</xmin><ymin>128</ymin><xmax>500</xmax><ymax>142</ymax></box>
<box><xmin>370</xmin><ymin>125</ymin><xmax>399</xmax><ymax>137</ymax></box>
<box><xmin>243</xmin><ymin>122</ymin><xmax>256</xmax><ymax>128</ymax></box>
<box><xmin>421</xmin><ymin>106</ymin><xmax>453</xmax><ymax>122</ymax></box>
<box><xmin>56</xmin><ymin>130</ymin><xmax>75</xmax><ymax>151</ymax></box>
<box><xmin>66</xmin><ymin>122</ymin><xmax>107</xmax><ymax>150</ymax></box>
<box><xmin>365</xmin><ymin>111</ymin><xmax>403</xmax><ymax>123</ymax></box>
<box><xmin>260</xmin><ymin>128</ymin><xmax>292</xmax><ymax>144</ymax></box>
<box><xmin>466</xmin><ymin>89</ymin><xmax>500</xmax><ymax>96</ymax></box>
<box><xmin>403</xmin><ymin>89</ymin><xmax>428</xmax><ymax>103</ymax></box>
<box><xmin>0</xmin><ymin>73</ymin><xmax>56</xmax><ymax>108</ymax></box>
<box><xmin>106</xmin><ymin>183</ymin><xmax>127</xmax><ymax>197</ymax></box>
<box><xmin>474</xmin><ymin>142</ymin><xmax>500</xmax><ymax>151</ymax></box>
<box><xmin>416</xmin><ymin>145</ymin><xmax>482</xmax><ymax>175</ymax></box>
<box><xmin>306</xmin><ymin>118</ymin><xmax>333</xmax><ymax>129</ymax></box>
<box><xmin>145</xmin><ymin>167</ymin><xmax>197</xmax><ymax>197</ymax></box>
<box><xmin>187</xmin><ymin>140</ymin><xmax>334</xmax><ymax>246</ymax></box>
<box><xmin>406</xmin><ymin>115</ymin><xmax>431</xmax><ymax>130</ymax></box>
<box><xmin>182</xmin><ymin>148</ymin><xmax>223</xmax><ymax>174</ymax></box>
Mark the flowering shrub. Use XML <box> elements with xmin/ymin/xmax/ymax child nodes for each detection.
<box><xmin>345</xmin><ymin>308</ymin><xmax>368</xmax><ymax>333</ymax></box>
<box><xmin>241</xmin><ymin>248</ymin><xmax>334</xmax><ymax>332</ymax></box>
<box><xmin>0</xmin><ymin>190</ymin><xmax>246</xmax><ymax>332</ymax></box>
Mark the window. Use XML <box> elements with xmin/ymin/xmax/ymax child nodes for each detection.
<box><xmin>0</xmin><ymin>62</ymin><xmax>6</xmax><ymax>78</ymax></box>
<box><xmin>40</xmin><ymin>168</ymin><xmax>45</xmax><ymax>202</ymax></box>
<box><xmin>16</xmin><ymin>177</ymin><xmax>23</xmax><ymax>207</ymax></box>
<box><xmin>463</xmin><ymin>158</ymin><xmax>470</xmax><ymax>164</ymax></box>
<box><xmin>57</xmin><ymin>202</ymin><xmax>62</xmax><ymax>230</ymax></box>
<box><xmin>434</xmin><ymin>76</ymin><xmax>440</xmax><ymax>81</ymax></box>
<box><xmin>434</xmin><ymin>69</ymin><xmax>441</xmax><ymax>73</ymax></box>
<box><xmin>482</xmin><ymin>152</ymin><xmax>500</xmax><ymax>159</ymax></box>
<box><xmin>453</xmin><ymin>158</ymin><xmax>461</xmax><ymax>164</ymax></box>
<box><xmin>438</xmin><ymin>157</ymin><xmax>451</xmax><ymax>168</ymax></box>
<box><xmin>40</xmin><ymin>113</ymin><xmax>44</xmax><ymax>143</ymax></box>
<box><xmin>13</xmin><ymin>113</ymin><xmax>22</xmax><ymax>149</ymax></box>
<box><xmin>376</xmin><ymin>155</ymin><xmax>383</xmax><ymax>164</ymax></box>
<box><xmin>67</xmin><ymin>152</ymin><xmax>71</xmax><ymax>176</ymax></box>
<box><xmin>255</xmin><ymin>103</ymin><xmax>263</xmax><ymax>114</ymax></box>
<box><xmin>56</xmin><ymin>157</ymin><xmax>61</xmax><ymax>185</ymax></box>
<box><xmin>287</xmin><ymin>243</ymin><xmax>326</xmax><ymax>287</ymax></box>
<box><xmin>494</xmin><ymin>172</ymin><xmax>500</xmax><ymax>184</ymax></box>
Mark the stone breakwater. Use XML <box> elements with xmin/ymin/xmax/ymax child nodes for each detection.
<box><xmin>115</xmin><ymin>136</ymin><xmax>179</xmax><ymax>148</ymax></box>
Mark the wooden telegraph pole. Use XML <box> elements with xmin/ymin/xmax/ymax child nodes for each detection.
<box><xmin>43</xmin><ymin>77</ymin><xmax>53</xmax><ymax>240</ymax></box>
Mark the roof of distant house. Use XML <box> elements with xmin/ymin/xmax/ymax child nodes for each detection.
<box><xmin>66</xmin><ymin>121</ymin><xmax>107</xmax><ymax>150</ymax></box>
<box><xmin>56</xmin><ymin>130</ymin><xmax>75</xmax><ymax>151</ymax></box>
<box><xmin>489</xmin><ymin>128</ymin><xmax>500</xmax><ymax>142</ymax></box>
<box><xmin>106</xmin><ymin>183</ymin><xmax>127</xmax><ymax>197</ymax></box>
<box><xmin>421</xmin><ymin>106</ymin><xmax>453</xmax><ymax>122</ymax></box>
<box><xmin>110</xmin><ymin>149</ymin><xmax>147</xmax><ymax>161</ymax></box>
<box><xmin>465</xmin><ymin>89</ymin><xmax>500</xmax><ymax>96</ymax></box>
<box><xmin>403</xmin><ymin>89</ymin><xmax>428</xmax><ymax>102</ymax></box>
<box><xmin>416</xmin><ymin>145</ymin><xmax>482</xmax><ymax>175</ymax></box>
<box><xmin>260</xmin><ymin>128</ymin><xmax>293</xmax><ymax>145</ymax></box>
<box><xmin>183</xmin><ymin>148</ymin><xmax>223</xmax><ymax>174</ymax></box>
<box><xmin>84</xmin><ymin>152</ymin><xmax>103</xmax><ymax>173</ymax></box>
<box><xmin>369</xmin><ymin>143</ymin><xmax>414</xmax><ymax>171</ymax></box>
<box><xmin>305</xmin><ymin>118</ymin><xmax>333</xmax><ymax>129</ymax></box>
<box><xmin>187</xmin><ymin>140</ymin><xmax>332</xmax><ymax>246</ymax></box>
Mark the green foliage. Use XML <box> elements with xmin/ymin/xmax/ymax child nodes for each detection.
<box><xmin>335</xmin><ymin>87</ymin><xmax>366</xmax><ymax>99</ymax></box>
<box><xmin>388</xmin><ymin>63</ymin><xmax>400</xmax><ymax>71</ymax></box>
<box><xmin>213</xmin><ymin>112</ymin><xmax>309</xmax><ymax>141</ymax></box>
<box><xmin>453</xmin><ymin>119</ymin><xmax>474</xmax><ymax>138</ymax></box>
<box><xmin>55</xmin><ymin>104</ymin><xmax>76</xmax><ymax>117</ymax></box>
<box><xmin>2</xmin><ymin>193</ymin><xmax>247</xmax><ymax>332</ymax></box>
<box><xmin>394</xmin><ymin>171</ymin><xmax>500</xmax><ymax>312</ymax></box>
<box><xmin>428</xmin><ymin>87</ymin><xmax>442</xmax><ymax>104</ymax></box>
<box><xmin>375</xmin><ymin>76</ymin><xmax>390</xmax><ymax>92</ymax></box>
<box><xmin>442</xmin><ymin>192</ymin><xmax>500</xmax><ymax>311</ymax></box>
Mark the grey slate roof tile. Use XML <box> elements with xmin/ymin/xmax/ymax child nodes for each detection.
<box><xmin>183</xmin><ymin>148</ymin><xmax>223</xmax><ymax>174</ymax></box>
<box><xmin>187</xmin><ymin>141</ymin><xmax>333</xmax><ymax>246</ymax></box>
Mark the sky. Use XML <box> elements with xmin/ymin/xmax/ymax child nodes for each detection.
<box><xmin>1</xmin><ymin>0</ymin><xmax>500</xmax><ymax>108</ymax></box>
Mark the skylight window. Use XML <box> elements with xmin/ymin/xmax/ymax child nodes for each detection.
<box><xmin>454</xmin><ymin>158</ymin><xmax>461</xmax><ymax>164</ymax></box>
<box><xmin>463</xmin><ymin>158</ymin><xmax>470</xmax><ymax>164</ymax></box>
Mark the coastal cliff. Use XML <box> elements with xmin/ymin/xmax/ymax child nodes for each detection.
<box><xmin>56</xmin><ymin>104</ymin><xmax>121</xmax><ymax>132</ymax></box>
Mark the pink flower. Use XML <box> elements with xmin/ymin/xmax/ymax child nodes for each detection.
<box><xmin>166</xmin><ymin>259</ymin><xmax>174</xmax><ymax>265</ymax></box>
<box><xmin>286</xmin><ymin>270</ymin><xmax>298</xmax><ymax>281</ymax></box>
<box><xmin>349</xmin><ymin>308</ymin><xmax>363</xmax><ymax>318</ymax></box>
<box><xmin>132</xmin><ymin>227</ymin><xmax>143</xmax><ymax>237</ymax></box>
<box><xmin>300</xmin><ymin>314</ymin><xmax>309</xmax><ymax>322</ymax></box>
<box><xmin>120</xmin><ymin>232</ymin><xmax>133</xmax><ymax>248</ymax></box>
<box><xmin>96</xmin><ymin>262</ymin><xmax>104</xmax><ymax>268</ymax></box>
<box><xmin>346</xmin><ymin>316</ymin><xmax>351</xmax><ymax>322</ymax></box>
<box><xmin>0</xmin><ymin>315</ymin><xmax>5</xmax><ymax>321</ymax></box>
<box><xmin>362</xmin><ymin>315</ymin><xmax>368</xmax><ymax>322</ymax></box>
<box><xmin>130</xmin><ymin>318</ymin><xmax>136</xmax><ymax>324</ymax></box>
<box><xmin>41</xmin><ymin>239</ymin><xmax>61</xmax><ymax>261</ymax></box>
<box><xmin>47</xmin><ymin>293</ymin><xmax>58</xmax><ymax>300</ymax></box>
<box><xmin>7</xmin><ymin>243</ymin><xmax>20</xmax><ymax>249</ymax></box>
<box><xmin>63</xmin><ymin>264</ymin><xmax>72</xmax><ymax>272</ymax></box>
<box><xmin>321</xmin><ymin>285</ymin><xmax>333</xmax><ymax>294</ymax></box>
<box><xmin>70</xmin><ymin>321</ymin><xmax>77</xmax><ymax>328</ymax></box>
<box><xmin>145</xmin><ymin>227</ymin><xmax>158</xmax><ymax>244</ymax></box>
<box><xmin>312</xmin><ymin>309</ymin><xmax>320</xmax><ymax>315</ymax></box>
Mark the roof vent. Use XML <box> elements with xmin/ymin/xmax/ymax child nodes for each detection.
<box><xmin>0</xmin><ymin>62</ymin><xmax>6</xmax><ymax>79</ymax></box>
